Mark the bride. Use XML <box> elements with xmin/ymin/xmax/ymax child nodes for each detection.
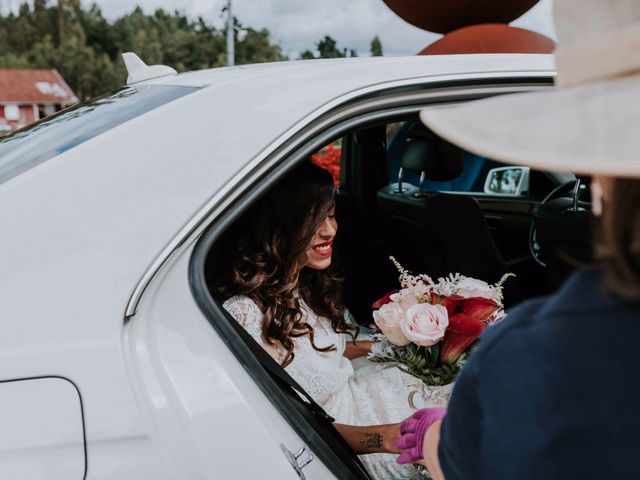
<box><xmin>213</xmin><ymin>161</ymin><xmax>431</xmax><ymax>479</ymax></box>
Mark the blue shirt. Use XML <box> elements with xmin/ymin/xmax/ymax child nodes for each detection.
<box><xmin>439</xmin><ymin>269</ymin><xmax>640</xmax><ymax>479</ymax></box>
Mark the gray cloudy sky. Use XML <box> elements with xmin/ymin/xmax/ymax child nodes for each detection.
<box><xmin>6</xmin><ymin>0</ymin><xmax>556</xmax><ymax>57</ymax></box>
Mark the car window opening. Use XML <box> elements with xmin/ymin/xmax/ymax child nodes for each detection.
<box><xmin>192</xmin><ymin>104</ymin><xmax>591</xmax><ymax>478</ymax></box>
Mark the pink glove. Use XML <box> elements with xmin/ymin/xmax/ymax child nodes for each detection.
<box><xmin>394</xmin><ymin>407</ymin><xmax>447</xmax><ymax>464</ymax></box>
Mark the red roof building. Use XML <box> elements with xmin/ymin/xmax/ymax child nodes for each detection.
<box><xmin>0</xmin><ymin>69</ymin><xmax>78</xmax><ymax>132</ymax></box>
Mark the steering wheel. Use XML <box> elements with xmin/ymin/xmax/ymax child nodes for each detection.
<box><xmin>529</xmin><ymin>178</ymin><xmax>589</xmax><ymax>267</ymax></box>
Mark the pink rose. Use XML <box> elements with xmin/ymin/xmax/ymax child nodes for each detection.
<box><xmin>373</xmin><ymin>302</ymin><xmax>411</xmax><ymax>346</ymax></box>
<box><xmin>401</xmin><ymin>303</ymin><xmax>449</xmax><ymax>347</ymax></box>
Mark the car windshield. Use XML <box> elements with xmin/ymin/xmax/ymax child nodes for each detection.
<box><xmin>0</xmin><ymin>84</ymin><xmax>199</xmax><ymax>186</ymax></box>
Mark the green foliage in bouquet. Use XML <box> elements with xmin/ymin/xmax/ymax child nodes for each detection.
<box><xmin>370</xmin><ymin>341</ymin><xmax>475</xmax><ymax>386</ymax></box>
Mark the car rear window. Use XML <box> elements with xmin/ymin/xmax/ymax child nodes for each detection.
<box><xmin>0</xmin><ymin>84</ymin><xmax>199</xmax><ymax>186</ymax></box>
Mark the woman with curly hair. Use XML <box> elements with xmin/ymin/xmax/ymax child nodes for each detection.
<box><xmin>212</xmin><ymin>161</ymin><xmax>425</xmax><ymax>479</ymax></box>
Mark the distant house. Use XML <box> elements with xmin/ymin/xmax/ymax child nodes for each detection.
<box><xmin>0</xmin><ymin>69</ymin><xmax>78</xmax><ymax>132</ymax></box>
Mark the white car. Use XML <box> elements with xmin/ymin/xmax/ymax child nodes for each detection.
<box><xmin>2</xmin><ymin>53</ymin><xmax>583</xmax><ymax>479</ymax></box>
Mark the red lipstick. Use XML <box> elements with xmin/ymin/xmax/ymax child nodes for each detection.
<box><xmin>312</xmin><ymin>240</ymin><xmax>333</xmax><ymax>257</ymax></box>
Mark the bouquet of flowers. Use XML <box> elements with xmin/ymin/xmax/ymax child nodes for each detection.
<box><xmin>369</xmin><ymin>257</ymin><xmax>513</xmax><ymax>387</ymax></box>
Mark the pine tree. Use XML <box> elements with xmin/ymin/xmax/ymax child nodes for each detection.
<box><xmin>317</xmin><ymin>36</ymin><xmax>345</xmax><ymax>58</ymax></box>
<box><xmin>370</xmin><ymin>35</ymin><xmax>383</xmax><ymax>56</ymax></box>
<box><xmin>301</xmin><ymin>36</ymin><xmax>358</xmax><ymax>59</ymax></box>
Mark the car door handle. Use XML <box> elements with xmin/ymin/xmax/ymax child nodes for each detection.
<box><xmin>280</xmin><ymin>443</ymin><xmax>314</xmax><ymax>479</ymax></box>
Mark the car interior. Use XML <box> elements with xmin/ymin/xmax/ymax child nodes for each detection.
<box><xmin>327</xmin><ymin>118</ymin><xmax>592</xmax><ymax>324</ymax></box>
<box><xmin>190</xmin><ymin>110</ymin><xmax>594</xmax><ymax>479</ymax></box>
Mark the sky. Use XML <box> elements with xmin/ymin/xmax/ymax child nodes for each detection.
<box><xmin>3</xmin><ymin>0</ymin><xmax>556</xmax><ymax>58</ymax></box>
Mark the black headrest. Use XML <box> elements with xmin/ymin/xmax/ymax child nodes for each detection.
<box><xmin>399</xmin><ymin>123</ymin><xmax>463</xmax><ymax>182</ymax></box>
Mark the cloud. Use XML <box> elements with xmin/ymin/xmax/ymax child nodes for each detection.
<box><xmin>512</xmin><ymin>0</ymin><xmax>557</xmax><ymax>39</ymax></box>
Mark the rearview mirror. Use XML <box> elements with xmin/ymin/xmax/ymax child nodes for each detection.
<box><xmin>484</xmin><ymin>166</ymin><xmax>530</xmax><ymax>196</ymax></box>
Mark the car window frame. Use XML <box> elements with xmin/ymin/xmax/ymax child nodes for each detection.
<box><xmin>128</xmin><ymin>75</ymin><xmax>556</xmax><ymax>317</ymax></box>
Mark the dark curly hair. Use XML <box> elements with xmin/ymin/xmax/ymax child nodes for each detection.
<box><xmin>209</xmin><ymin>162</ymin><xmax>358</xmax><ymax>367</ymax></box>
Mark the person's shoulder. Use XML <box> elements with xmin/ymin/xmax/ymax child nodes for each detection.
<box><xmin>473</xmin><ymin>269</ymin><xmax>612</xmax><ymax>359</ymax></box>
<box><xmin>222</xmin><ymin>295</ymin><xmax>267</xmax><ymax>341</ymax></box>
<box><xmin>222</xmin><ymin>295</ymin><xmax>264</xmax><ymax>322</ymax></box>
<box><xmin>223</xmin><ymin>294</ymin><xmax>259</xmax><ymax>310</ymax></box>
<box><xmin>478</xmin><ymin>295</ymin><xmax>549</xmax><ymax>353</ymax></box>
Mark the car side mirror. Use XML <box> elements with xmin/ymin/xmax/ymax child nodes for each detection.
<box><xmin>483</xmin><ymin>166</ymin><xmax>530</xmax><ymax>196</ymax></box>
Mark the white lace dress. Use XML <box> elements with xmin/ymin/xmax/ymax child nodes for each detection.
<box><xmin>223</xmin><ymin>295</ymin><xmax>441</xmax><ymax>480</ymax></box>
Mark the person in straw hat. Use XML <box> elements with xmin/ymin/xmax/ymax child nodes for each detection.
<box><xmin>393</xmin><ymin>0</ymin><xmax>640</xmax><ymax>478</ymax></box>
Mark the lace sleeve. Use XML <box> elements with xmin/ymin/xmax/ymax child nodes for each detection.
<box><xmin>223</xmin><ymin>296</ymin><xmax>283</xmax><ymax>361</ymax></box>
<box><xmin>223</xmin><ymin>295</ymin><xmax>266</xmax><ymax>346</ymax></box>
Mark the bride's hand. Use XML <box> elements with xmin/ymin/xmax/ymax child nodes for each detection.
<box><xmin>384</xmin><ymin>422</ymin><xmax>403</xmax><ymax>453</ymax></box>
<box><xmin>343</xmin><ymin>340</ymin><xmax>375</xmax><ymax>359</ymax></box>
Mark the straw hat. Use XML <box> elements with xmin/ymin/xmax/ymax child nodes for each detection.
<box><xmin>419</xmin><ymin>0</ymin><xmax>640</xmax><ymax>178</ymax></box>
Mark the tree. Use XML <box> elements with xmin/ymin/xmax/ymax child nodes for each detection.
<box><xmin>34</xmin><ymin>0</ymin><xmax>51</xmax><ymax>35</ymax></box>
<box><xmin>0</xmin><ymin>27</ymin><xmax>10</xmax><ymax>56</ymax></box>
<box><xmin>57</xmin><ymin>0</ymin><xmax>65</xmax><ymax>43</ymax></box>
<box><xmin>13</xmin><ymin>3</ymin><xmax>38</xmax><ymax>52</ymax></box>
<box><xmin>0</xmin><ymin>3</ymin><xmax>287</xmax><ymax>98</ymax></box>
<box><xmin>317</xmin><ymin>35</ymin><xmax>343</xmax><ymax>58</ymax></box>
<box><xmin>78</xmin><ymin>4</ymin><xmax>117</xmax><ymax>58</ymax></box>
<box><xmin>370</xmin><ymin>35</ymin><xmax>383</xmax><ymax>56</ymax></box>
<box><xmin>299</xmin><ymin>49</ymin><xmax>315</xmax><ymax>60</ymax></box>
<box><xmin>235</xmin><ymin>27</ymin><xmax>286</xmax><ymax>64</ymax></box>
<box><xmin>0</xmin><ymin>52</ymin><xmax>30</xmax><ymax>68</ymax></box>
<box><xmin>300</xmin><ymin>36</ymin><xmax>357</xmax><ymax>60</ymax></box>
<box><xmin>27</xmin><ymin>34</ymin><xmax>57</xmax><ymax>67</ymax></box>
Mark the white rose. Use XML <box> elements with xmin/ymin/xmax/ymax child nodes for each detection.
<box><xmin>389</xmin><ymin>288</ymin><xmax>418</xmax><ymax>311</ymax></box>
<box><xmin>373</xmin><ymin>302</ymin><xmax>411</xmax><ymax>346</ymax></box>
<box><xmin>411</xmin><ymin>280</ymin><xmax>431</xmax><ymax>298</ymax></box>
<box><xmin>455</xmin><ymin>277</ymin><xmax>494</xmax><ymax>299</ymax></box>
<box><xmin>401</xmin><ymin>303</ymin><xmax>449</xmax><ymax>347</ymax></box>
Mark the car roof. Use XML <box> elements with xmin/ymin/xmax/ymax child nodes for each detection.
<box><xmin>146</xmin><ymin>54</ymin><xmax>554</xmax><ymax>89</ymax></box>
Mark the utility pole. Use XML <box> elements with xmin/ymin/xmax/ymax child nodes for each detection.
<box><xmin>225</xmin><ymin>0</ymin><xmax>234</xmax><ymax>66</ymax></box>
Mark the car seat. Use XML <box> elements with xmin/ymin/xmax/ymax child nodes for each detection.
<box><xmin>377</xmin><ymin>124</ymin><xmax>521</xmax><ymax>307</ymax></box>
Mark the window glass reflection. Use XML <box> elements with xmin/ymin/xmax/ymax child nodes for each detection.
<box><xmin>0</xmin><ymin>85</ymin><xmax>199</xmax><ymax>186</ymax></box>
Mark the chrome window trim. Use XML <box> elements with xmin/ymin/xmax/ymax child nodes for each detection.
<box><xmin>124</xmin><ymin>70</ymin><xmax>554</xmax><ymax>320</ymax></box>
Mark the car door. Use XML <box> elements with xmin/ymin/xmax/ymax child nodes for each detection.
<box><xmin>123</xmin><ymin>238</ymin><xmax>363</xmax><ymax>479</ymax></box>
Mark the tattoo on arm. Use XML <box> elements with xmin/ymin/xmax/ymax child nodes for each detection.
<box><xmin>362</xmin><ymin>432</ymin><xmax>383</xmax><ymax>449</ymax></box>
